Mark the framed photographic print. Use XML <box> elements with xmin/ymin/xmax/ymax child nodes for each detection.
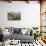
<box><xmin>8</xmin><ymin>12</ymin><xmax>21</xmax><ymax>20</ymax></box>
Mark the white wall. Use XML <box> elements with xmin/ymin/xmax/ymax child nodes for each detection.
<box><xmin>0</xmin><ymin>1</ymin><xmax>40</xmax><ymax>28</ymax></box>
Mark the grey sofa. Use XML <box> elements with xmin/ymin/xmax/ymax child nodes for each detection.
<box><xmin>3</xmin><ymin>27</ymin><xmax>34</xmax><ymax>43</ymax></box>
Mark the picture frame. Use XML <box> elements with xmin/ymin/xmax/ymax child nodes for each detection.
<box><xmin>8</xmin><ymin>12</ymin><xmax>21</xmax><ymax>20</ymax></box>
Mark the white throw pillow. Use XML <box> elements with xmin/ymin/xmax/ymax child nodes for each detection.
<box><xmin>3</xmin><ymin>29</ymin><xmax>10</xmax><ymax>36</ymax></box>
<box><xmin>21</xmin><ymin>28</ymin><xmax>27</xmax><ymax>35</ymax></box>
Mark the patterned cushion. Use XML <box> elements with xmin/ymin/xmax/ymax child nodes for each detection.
<box><xmin>14</xmin><ymin>28</ymin><xmax>21</xmax><ymax>33</ymax></box>
<box><xmin>8</xmin><ymin>27</ymin><xmax>14</xmax><ymax>34</ymax></box>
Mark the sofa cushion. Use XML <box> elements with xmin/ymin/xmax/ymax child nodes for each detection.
<box><xmin>8</xmin><ymin>33</ymin><xmax>34</xmax><ymax>43</ymax></box>
<box><xmin>8</xmin><ymin>27</ymin><xmax>14</xmax><ymax>34</ymax></box>
<box><xmin>24</xmin><ymin>28</ymin><xmax>30</xmax><ymax>35</ymax></box>
<box><xmin>21</xmin><ymin>28</ymin><xmax>27</xmax><ymax>35</ymax></box>
<box><xmin>14</xmin><ymin>28</ymin><xmax>21</xmax><ymax>33</ymax></box>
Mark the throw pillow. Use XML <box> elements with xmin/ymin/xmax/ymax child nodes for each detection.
<box><xmin>14</xmin><ymin>28</ymin><xmax>21</xmax><ymax>33</ymax></box>
<box><xmin>21</xmin><ymin>28</ymin><xmax>27</xmax><ymax>35</ymax></box>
